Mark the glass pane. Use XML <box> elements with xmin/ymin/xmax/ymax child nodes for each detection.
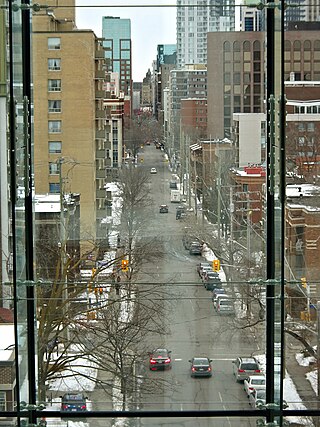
<box><xmin>4</xmin><ymin>0</ymin><xmax>320</xmax><ymax>424</ymax></box>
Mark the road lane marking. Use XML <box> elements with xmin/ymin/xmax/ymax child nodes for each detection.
<box><xmin>218</xmin><ymin>392</ymin><xmax>232</xmax><ymax>427</ymax></box>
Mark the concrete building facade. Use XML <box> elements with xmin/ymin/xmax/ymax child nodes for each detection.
<box><xmin>207</xmin><ymin>30</ymin><xmax>320</xmax><ymax>139</ymax></box>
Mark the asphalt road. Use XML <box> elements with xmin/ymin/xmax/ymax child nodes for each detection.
<box><xmin>88</xmin><ymin>145</ymin><xmax>263</xmax><ymax>427</ymax></box>
<box><xmin>133</xmin><ymin>146</ymin><xmax>262</xmax><ymax>426</ymax></box>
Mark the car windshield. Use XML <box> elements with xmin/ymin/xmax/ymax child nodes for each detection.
<box><xmin>252</xmin><ymin>379</ymin><xmax>265</xmax><ymax>385</ymax></box>
<box><xmin>256</xmin><ymin>390</ymin><xmax>266</xmax><ymax>399</ymax></box>
<box><xmin>219</xmin><ymin>300</ymin><xmax>232</xmax><ymax>305</ymax></box>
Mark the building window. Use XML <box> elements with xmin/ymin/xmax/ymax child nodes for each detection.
<box><xmin>48</xmin><ymin>79</ymin><xmax>61</xmax><ymax>92</ymax></box>
<box><xmin>49</xmin><ymin>183</ymin><xmax>60</xmax><ymax>193</ymax></box>
<box><xmin>49</xmin><ymin>162</ymin><xmax>60</xmax><ymax>175</ymax></box>
<box><xmin>48</xmin><ymin>120</ymin><xmax>61</xmax><ymax>133</ymax></box>
<box><xmin>48</xmin><ymin>100</ymin><xmax>61</xmax><ymax>113</ymax></box>
<box><xmin>48</xmin><ymin>58</ymin><xmax>61</xmax><ymax>71</ymax></box>
<box><xmin>0</xmin><ymin>392</ymin><xmax>6</xmax><ymax>411</ymax></box>
<box><xmin>307</xmin><ymin>122</ymin><xmax>315</xmax><ymax>132</ymax></box>
<box><xmin>298</xmin><ymin>123</ymin><xmax>305</xmax><ymax>132</ymax></box>
<box><xmin>48</xmin><ymin>141</ymin><xmax>62</xmax><ymax>153</ymax></box>
<box><xmin>48</xmin><ymin>37</ymin><xmax>61</xmax><ymax>50</ymax></box>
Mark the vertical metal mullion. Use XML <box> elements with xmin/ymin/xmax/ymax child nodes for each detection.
<box><xmin>21</xmin><ymin>0</ymin><xmax>36</xmax><ymax>424</ymax></box>
<box><xmin>279</xmin><ymin>0</ymin><xmax>286</xmax><ymax>415</ymax></box>
<box><xmin>266</xmin><ymin>1</ymin><xmax>276</xmax><ymax>424</ymax></box>
<box><xmin>8</xmin><ymin>0</ymin><xmax>21</xmax><ymax>424</ymax></box>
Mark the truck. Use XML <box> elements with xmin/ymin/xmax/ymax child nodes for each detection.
<box><xmin>170</xmin><ymin>189</ymin><xmax>181</xmax><ymax>203</ymax></box>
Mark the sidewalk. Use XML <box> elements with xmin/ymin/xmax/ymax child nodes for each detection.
<box><xmin>286</xmin><ymin>336</ymin><xmax>318</xmax><ymax>426</ymax></box>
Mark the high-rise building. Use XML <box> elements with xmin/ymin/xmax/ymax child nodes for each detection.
<box><xmin>102</xmin><ymin>17</ymin><xmax>132</xmax><ymax>98</ymax></box>
<box><xmin>240</xmin><ymin>6</ymin><xmax>264</xmax><ymax>31</ymax></box>
<box><xmin>167</xmin><ymin>65</ymin><xmax>207</xmax><ymax>153</ymax></box>
<box><xmin>207</xmin><ymin>30</ymin><xmax>320</xmax><ymax>139</ymax></box>
<box><xmin>176</xmin><ymin>0</ymin><xmax>235</xmax><ymax>68</ymax></box>
<box><xmin>32</xmin><ymin>0</ymin><xmax>108</xmax><ymax>242</ymax></box>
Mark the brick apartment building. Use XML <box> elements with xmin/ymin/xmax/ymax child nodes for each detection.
<box><xmin>230</xmin><ymin>165</ymin><xmax>265</xmax><ymax>227</ymax></box>
<box><xmin>32</xmin><ymin>0</ymin><xmax>109</xmax><ymax>243</ymax></box>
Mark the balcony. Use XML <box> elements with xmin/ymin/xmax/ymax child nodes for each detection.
<box><xmin>96</xmin><ymin>187</ymin><xmax>106</xmax><ymax>199</ymax></box>
<box><xmin>95</xmin><ymin>129</ymin><xmax>105</xmax><ymax>139</ymax></box>
<box><xmin>96</xmin><ymin>148</ymin><xmax>106</xmax><ymax>158</ymax></box>
<box><xmin>95</xmin><ymin>50</ymin><xmax>104</xmax><ymax>59</ymax></box>
<box><xmin>96</xmin><ymin>168</ymin><xmax>106</xmax><ymax>179</ymax></box>
<box><xmin>95</xmin><ymin>110</ymin><xmax>106</xmax><ymax>119</ymax></box>
<box><xmin>95</xmin><ymin>89</ymin><xmax>105</xmax><ymax>99</ymax></box>
<box><xmin>105</xmin><ymin>158</ymin><xmax>111</xmax><ymax>167</ymax></box>
<box><xmin>95</xmin><ymin>70</ymin><xmax>105</xmax><ymax>79</ymax></box>
<box><xmin>105</xmin><ymin>140</ymin><xmax>111</xmax><ymax>150</ymax></box>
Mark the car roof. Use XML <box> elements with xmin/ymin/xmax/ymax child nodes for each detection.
<box><xmin>62</xmin><ymin>393</ymin><xmax>85</xmax><ymax>400</ymax></box>
<box><xmin>249</xmin><ymin>376</ymin><xmax>266</xmax><ymax>382</ymax></box>
<box><xmin>153</xmin><ymin>348</ymin><xmax>169</xmax><ymax>353</ymax></box>
<box><xmin>238</xmin><ymin>357</ymin><xmax>258</xmax><ymax>363</ymax></box>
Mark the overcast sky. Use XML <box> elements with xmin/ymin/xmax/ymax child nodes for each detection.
<box><xmin>75</xmin><ymin>0</ymin><xmax>177</xmax><ymax>81</ymax></box>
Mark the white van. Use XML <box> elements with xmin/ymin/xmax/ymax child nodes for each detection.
<box><xmin>170</xmin><ymin>190</ymin><xmax>181</xmax><ymax>203</ymax></box>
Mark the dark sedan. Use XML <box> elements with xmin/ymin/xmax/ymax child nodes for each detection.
<box><xmin>149</xmin><ymin>348</ymin><xmax>172</xmax><ymax>370</ymax></box>
<box><xmin>189</xmin><ymin>357</ymin><xmax>213</xmax><ymax>377</ymax></box>
<box><xmin>202</xmin><ymin>271</ymin><xmax>221</xmax><ymax>290</ymax></box>
<box><xmin>159</xmin><ymin>204</ymin><xmax>169</xmax><ymax>213</ymax></box>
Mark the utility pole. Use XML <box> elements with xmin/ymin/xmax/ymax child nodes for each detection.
<box><xmin>229</xmin><ymin>186</ymin><xmax>234</xmax><ymax>268</ymax></box>
<box><xmin>217</xmin><ymin>149</ymin><xmax>221</xmax><ymax>245</ymax></box>
<box><xmin>317</xmin><ymin>301</ymin><xmax>320</xmax><ymax>426</ymax></box>
<box><xmin>58</xmin><ymin>158</ymin><xmax>70</xmax><ymax>342</ymax></box>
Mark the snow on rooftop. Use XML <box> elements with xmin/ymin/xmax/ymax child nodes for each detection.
<box><xmin>286</xmin><ymin>184</ymin><xmax>320</xmax><ymax>198</ymax></box>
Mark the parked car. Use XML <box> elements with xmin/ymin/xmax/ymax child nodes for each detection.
<box><xmin>170</xmin><ymin>181</ymin><xmax>178</xmax><ymax>189</ymax></box>
<box><xmin>189</xmin><ymin>242</ymin><xmax>202</xmax><ymax>255</ymax></box>
<box><xmin>202</xmin><ymin>271</ymin><xmax>221</xmax><ymax>290</ymax></box>
<box><xmin>150</xmin><ymin>167</ymin><xmax>157</xmax><ymax>174</ymax></box>
<box><xmin>212</xmin><ymin>288</ymin><xmax>226</xmax><ymax>302</ymax></box>
<box><xmin>61</xmin><ymin>393</ymin><xmax>87</xmax><ymax>412</ymax></box>
<box><xmin>159</xmin><ymin>204</ymin><xmax>169</xmax><ymax>213</ymax></box>
<box><xmin>244</xmin><ymin>375</ymin><xmax>266</xmax><ymax>396</ymax></box>
<box><xmin>197</xmin><ymin>262</ymin><xmax>211</xmax><ymax>277</ymax></box>
<box><xmin>189</xmin><ymin>357</ymin><xmax>212</xmax><ymax>378</ymax></box>
<box><xmin>149</xmin><ymin>348</ymin><xmax>172</xmax><ymax>370</ymax></box>
<box><xmin>176</xmin><ymin>205</ymin><xmax>186</xmax><ymax>219</ymax></box>
<box><xmin>216</xmin><ymin>298</ymin><xmax>235</xmax><ymax>315</ymax></box>
<box><xmin>213</xmin><ymin>292</ymin><xmax>229</xmax><ymax>309</ymax></box>
<box><xmin>248</xmin><ymin>388</ymin><xmax>266</xmax><ymax>409</ymax></box>
<box><xmin>200</xmin><ymin>265</ymin><xmax>213</xmax><ymax>279</ymax></box>
<box><xmin>232</xmin><ymin>357</ymin><xmax>261</xmax><ymax>382</ymax></box>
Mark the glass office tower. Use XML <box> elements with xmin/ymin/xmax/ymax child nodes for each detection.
<box><xmin>102</xmin><ymin>16</ymin><xmax>132</xmax><ymax>96</ymax></box>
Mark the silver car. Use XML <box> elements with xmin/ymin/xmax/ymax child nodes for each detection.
<box><xmin>244</xmin><ymin>375</ymin><xmax>266</xmax><ymax>396</ymax></box>
<box><xmin>232</xmin><ymin>357</ymin><xmax>261</xmax><ymax>382</ymax></box>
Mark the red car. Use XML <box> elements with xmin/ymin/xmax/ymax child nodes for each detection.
<box><xmin>149</xmin><ymin>348</ymin><xmax>172</xmax><ymax>370</ymax></box>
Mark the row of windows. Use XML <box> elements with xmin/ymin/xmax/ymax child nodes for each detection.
<box><xmin>294</xmin><ymin>106</ymin><xmax>320</xmax><ymax>114</ymax></box>
<box><xmin>297</xmin><ymin>136</ymin><xmax>315</xmax><ymax>145</ymax></box>
<box><xmin>297</xmin><ymin>122</ymin><xmax>315</xmax><ymax>132</ymax></box>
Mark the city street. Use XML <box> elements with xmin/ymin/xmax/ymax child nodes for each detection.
<box><xmin>119</xmin><ymin>145</ymin><xmax>263</xmax><ymax>426</ymax></box>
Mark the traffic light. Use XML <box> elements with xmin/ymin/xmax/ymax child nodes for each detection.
<box><xmin>212</xmin><ymin>259</ymin><xmax>220</xmax><ymax>272</ymax></box>
<box><xmin>301</xmin><ymin>277</ymin><xmax>307</xmax><ymax>288</ymax></box>
<box><xmin>121</xmin><ymin>259</ymin><xmax>129</xmax><ymax>272</ymax></box>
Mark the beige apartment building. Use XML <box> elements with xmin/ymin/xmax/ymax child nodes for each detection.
<box><xmin>32</xmin><ymin>0</ymin><xmax>108</xmax><ymax>243</ymax></box>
